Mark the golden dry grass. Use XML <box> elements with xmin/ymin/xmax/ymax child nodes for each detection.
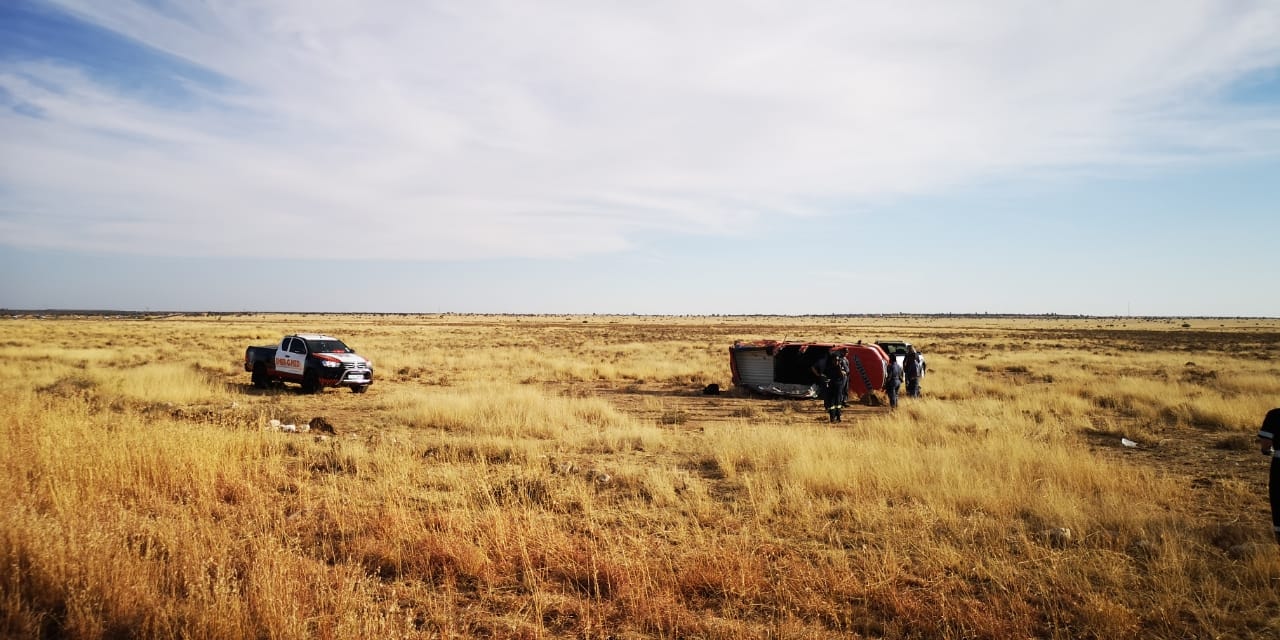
<box><xmin>2</xmin><ymin>313</ymin><xmax>1279</xmax><ymax>639</ymax></box>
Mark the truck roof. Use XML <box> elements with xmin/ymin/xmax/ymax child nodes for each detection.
<box><xmin>291</xmin><ymin>333</ymin><xmax>339</xmax><ymax>341</ymax></box>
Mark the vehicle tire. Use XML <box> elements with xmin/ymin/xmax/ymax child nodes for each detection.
<box><xmin>252</xmin><ymin>362</ymin><xmax>270</xmax><ymax>389</ymax></box>
<box><xmin>302</xmin><ymin>369</ymin><xmax>321</xmax><ymax>394</ymax></box>
<box><xmin>351</xmin><ymin>384</ymin><xmax>369</xmax><ymax>394</ymax></box>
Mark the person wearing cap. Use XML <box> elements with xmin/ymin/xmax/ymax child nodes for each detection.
<box><xmin>1258</xmin><ymin>408</ymin><xmax>1280</xmax><ymax>543</ymax></box>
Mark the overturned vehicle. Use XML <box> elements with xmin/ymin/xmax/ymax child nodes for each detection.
<box><xmin>729</xmin><ymin>340</ymin><xmax>890</xmax><ymax>403</ymax></box>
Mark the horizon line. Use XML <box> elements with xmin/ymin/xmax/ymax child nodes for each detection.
<box><xmin>3</xmin><ymin>309</ymin><xmax>1277</xmax><ymax>321</ymax></box>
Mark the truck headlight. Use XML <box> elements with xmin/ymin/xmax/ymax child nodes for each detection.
<box><xmin>322</xmin><ymin>360</ymin><xmax>341</xmax><ymax>368</ymax></box>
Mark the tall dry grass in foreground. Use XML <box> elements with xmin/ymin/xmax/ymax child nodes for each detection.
<box><xmin>2</xmin><ymin>314</ymin><xmax>1279</xmax><ymax>639</ymax></box>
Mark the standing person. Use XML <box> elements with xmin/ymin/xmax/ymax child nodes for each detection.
<box><xmin>825</xmin><ymin>349</ymin><xmax>851</xmax><ymax>423</ymax></box>
<box><xmin>1259</xmin><ymin>408</ymin><xmax>1280</xmax><ymax>543</ymax></box>
<box><xmin>811</xmin><ymin>349</ymin><xmax>851</xmax><ymax>423</ymax></box>
<box><xmin>884</xmin><ymin>352</ymin><xmax>903</xmax><ymax>409</ymax></box>
<box><xmin>903</xmin><ymin>346</ymin><xmax>923</xmax><ymax>398</ymax></box>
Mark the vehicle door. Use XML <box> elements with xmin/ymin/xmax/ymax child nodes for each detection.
<box><xmin>275</xmin><ymin>337</ymin><xmax>306</xmax><ymax>377</ymax></box>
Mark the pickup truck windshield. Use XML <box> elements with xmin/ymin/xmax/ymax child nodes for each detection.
<box><xmin>306</xmin><ymin>340</ymin><xmax>352</xmax><ymax>354</ymax></box>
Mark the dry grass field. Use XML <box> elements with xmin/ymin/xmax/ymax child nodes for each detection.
<box><xmin>2</xmin><ymin>313</ymin><xmax>1279</xmax><ymax>639</ymax></box>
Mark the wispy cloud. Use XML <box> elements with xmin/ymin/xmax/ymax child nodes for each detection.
<box><xmin>2</xmin><ymin>0</ymin><xmax>1278</xmax><ymax>259</ymax></box>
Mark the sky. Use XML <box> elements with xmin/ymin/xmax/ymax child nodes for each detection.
<box><xmin>1</xmin><ymin>0</ymin><xmax>1278</xmax><ymax>316</ymax></box>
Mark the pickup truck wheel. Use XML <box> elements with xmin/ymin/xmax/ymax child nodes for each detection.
<box><xmin>351</xmin><ymin>384</ymin><xmax>369</xmax><ymax>394</ymax></box>
<box><xmin>252</xmin><ymin>362</ymin><xmax>270</xmax><ymax>389</ymax></box>
<box><xmin>302</xmin><ymin>369</ymin><xmax>321</xmax><ymax>394</ymax></box>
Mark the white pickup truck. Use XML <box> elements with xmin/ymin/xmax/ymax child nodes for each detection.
<box><xmin>244</xmin><ymin>334</ymin><xmax>373</xmax><ymax>393</ymax></box>
<box><xmin>875</xmin><ymin>340</ymin><xmax>926</xmax><ymax>374</ymax></box>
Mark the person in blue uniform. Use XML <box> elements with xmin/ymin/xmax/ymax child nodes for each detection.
<box><xmin>884</xmin><ymin>353</ymin><xmax>903</xmax><ymax>409</ymax></box>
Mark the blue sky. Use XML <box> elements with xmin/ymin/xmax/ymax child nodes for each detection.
<box><xmin>2</xmin><ymin>0</ymin><xmax>1278</xmax><ymax>315</ymax></box>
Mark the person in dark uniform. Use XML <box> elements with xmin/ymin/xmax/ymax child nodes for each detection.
<box><xmin>811</xmin><ymin>349</ymin><xmax>851</xmax><ymax>423</ymax></box>
<box><xmin>903</xmin><ymin>346</ymin><xmax>924</xmax><ymax>398</ymax></box>
<box><xmin>1258</xmin><ymin>408</ymin><xmax>1280</xmax><ymax>543</ymax></box>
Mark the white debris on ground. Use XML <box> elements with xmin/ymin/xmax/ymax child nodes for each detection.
<box><xmin>266</xmin><ymin>418</ymin><xmax>308</xmax><ymax>433</ymax></box>
<box><xmin>265</xmin><ymin>418</ymin><xmax>334</xmax><ymax>443</ymax></box>
<box><xmin>589</xmin><ymin>469</ymin><xmax>612</xmax><ymax>486</ymax></box>
<box><xmin>1045</xmin><ymin>527</ymin><xmax>1073</xmax><ymax>548</ymax></box>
